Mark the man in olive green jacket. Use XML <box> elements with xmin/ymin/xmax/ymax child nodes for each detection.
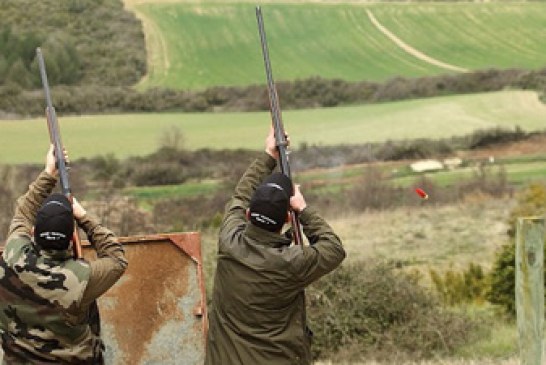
<box><xmin>205</xmin><ymin>127</ymin><xmax>345</xmax><ymax>365</ymax></box>
<box><xmin>0</xmin><ymin>146</ymin><xmax>128</xmax><ymax>364</ymax></box>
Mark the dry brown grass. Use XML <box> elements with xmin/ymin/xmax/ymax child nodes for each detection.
<box><xmin>328</xmin><ymin>196</ymin><xmax>514</xmax><ymax>273</ymax></box>
<box><xmin>316</xmin><ymin>359</ymin><xmax>518</xmax><ymax>365</ymax></box>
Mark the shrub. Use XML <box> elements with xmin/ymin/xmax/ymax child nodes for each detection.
<box><xmin>467</xmin><ymin>126</ymin><xmax>526</xmax><ymax>150</ymax></box>
<box><xmin>152</xmin><ymin>191</ymin><xmax>229</xmax><ymax>232</ymax></box>
<box><xmin>131</xmin><ymin>163</ymin><xmax>188</xmax><ymax>187</ymax></box>
<box><xmin>307</xmin><ymin>262</ymin><xmax>475</xmax><ymax>362</ymax></box>
<box><xmin>486</xmin><ymin>182</ymin><xmax>546</xmax><ymax>315</ymax></box>
<box><xmin>430</xmin><ymin>263</ymin><xmax>488</xmax><ymax>306</ymax></box>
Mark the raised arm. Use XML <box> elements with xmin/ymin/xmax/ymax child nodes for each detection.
<box><xmin>7</xmin><ymin>146</ymin><xmax>58</xmax><ymax>241</ymax></box>
<box><xmin>219</xmin><ymin>127</ymin><xmax>279</xmax><ymax>240</ymax></box>
<box><xmin>73</xmin><ymin>199</ymin><xmax>128</xmax><ymax>307</ymax></box>
<box><xmin>289</xmin><ymin>185</ymin><xmax>346</xmax><ymax>286</ymax></box>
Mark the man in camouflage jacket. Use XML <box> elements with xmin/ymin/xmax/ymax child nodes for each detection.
<box><xmin>205</xmin><ymin>127</ymin><xmax>346</xmax><ymax>365</ymax></box>
<box><xmin>0</xmin><ymin>146</ymin><xmax>128</xmax><ymax>364</ymax></box>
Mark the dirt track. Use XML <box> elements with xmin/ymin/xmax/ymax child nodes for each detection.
<box><xmin>366</xmin><ymin>10</ymin><xmax>468</xmax><ymax>73</ymax></box>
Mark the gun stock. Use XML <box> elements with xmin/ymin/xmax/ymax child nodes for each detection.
<box><xmin>36</xmin><ymin>48</ymin><xmax>82</xmax><ymax>259</ymax></box>
<box><xmin>256</xmin><ymin>7</ymin><xmax>303</xmax><ymax>245</ymax></box>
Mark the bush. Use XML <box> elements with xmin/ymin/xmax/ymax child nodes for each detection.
<box><xmin>430</xmin><ymin>263</ymin><xmax>488</xmax><ymax>306</ymax></box>
<box><xmin>307</xmin><ymin>262</ymin><xmax>475</xmax><ymax>362</ymax></box>
<box><xmin>486</xmin><ymin>182</ymin><xmax>546</xmax><ymax>315</ymax></box>
<box><xmin>152</xmin><ymin>191</ymin><xmax>229</xmax><ymax>232</ymax></box>
<box><xmin>131</xmin><ymin>163</ymin><xmax>188</xmax><ymax>187</ymax></box>
<box><xmin>467</xmin><ymin>126</ymin><xmax>526</xmax><ymax>150</ymax></box>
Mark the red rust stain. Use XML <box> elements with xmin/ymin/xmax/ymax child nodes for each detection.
<box><xmin>83</xmin><ymin>234</ymin><xmax>201</xmax><ymax>364</ymax></box>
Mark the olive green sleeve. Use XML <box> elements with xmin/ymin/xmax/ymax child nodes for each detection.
<box><xmin>219</xmin><ymin>152</ymin><xmax>277</xmax><ymax>246</ymax></box>
<box><xmin>290</xmin><ymin>207</ymin><xmax>345</xmax><ymax>286</ymax></box>
<box><xmin>78</xmin><ymin>214</ymin><xmax>128</xmax><ymax>308</ymax></box>
<box><xmin>7</xmin><ymin>171</ymin><xmax>57</xmax><ymax>242</ymax></box>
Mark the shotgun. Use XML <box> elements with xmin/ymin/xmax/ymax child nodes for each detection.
<box><xmin>36</xmin><ymin>47</ymin><xmax>82</xmax><ymax>259</ymax></box>
<box><xmin>256</xmin><ymin>6</ymin><xmax>303</xmax><ymax>245</ymax></box>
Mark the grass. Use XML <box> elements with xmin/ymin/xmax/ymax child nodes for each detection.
<box><xmin>1</xmin><ymin>90</ymin><xmax>545</xmax><ymax>164</ymax></box>
<box><xmin>124</xmin><ymin>179</ymin><xmax>221</xmax><ymax>202</ymax></box>
<box><xmin>316</xmin><ymin>360</ymin><xmax>518</xmax><ymax>365</ymax></box>
<box><xmin>455</xmin><ymin>319</ymin><xmax>517</xmax><ymax>359</ymax></box>
<box><xmin>372</xmin><ymin>3</ymin><xmax>546</xmax><ymax>71</ymax></box>
<box><xmin>317</xmin><ymin>197</ymin><xmax>514</xmax><ymax>271</ymax></box>
<box><xmin>127</xmin><ymin>2</ymin><xmax>546</xmax><ymax>90</ymax></box>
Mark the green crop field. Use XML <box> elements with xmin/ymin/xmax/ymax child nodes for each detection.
<box><xmin>128</xmin><ymin>1</ymin><xmax>546</xmax><ymax>90</ymax></box>
<box><xmin>1</xmin><ymin>90</ymin><xmax>545</xmax><ymax>164</ymax></box>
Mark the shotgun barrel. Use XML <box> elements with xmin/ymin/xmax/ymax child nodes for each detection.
<box><xmin>36</xmin><ymin>47</ymin><xmax>82</xmax><ymax>259</ymax></box>
<box><xmin>256</xmin><ymin>6</ymin><xmax>303</xmax><ymax>245</ymax></box>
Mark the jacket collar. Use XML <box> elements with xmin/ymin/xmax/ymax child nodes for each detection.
<box><xmin>38</xmin><ymin>247</ymin><xmax>73</xmax><ymax>261</ymax></box>
<box><xmin>244</xmin><ymin>223</ymin><xmax>292</xmax><ymax>249</ymax></box>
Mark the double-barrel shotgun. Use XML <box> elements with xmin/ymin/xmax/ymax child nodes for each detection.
<box><xmin>256</xmin><ymin>6</ymin><xmax>304</xmax><ymax>245</ymax></box>
<box><xmin>36</xmin><ymin>47</ymin><xmax>82</xmax><ymax>259</ymax></box>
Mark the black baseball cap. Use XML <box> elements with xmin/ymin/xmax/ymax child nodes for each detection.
<box><xmin>34</xmin><ymin>193</ymin><xmax>74</xmax><ymax>250</ymax></box>
<box><xmin>249</xmin><ymin>172</ymin><xmax>293</xmax><ymax>232</ymax></box>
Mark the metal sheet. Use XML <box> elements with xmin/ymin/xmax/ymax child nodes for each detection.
<box><xmin>84</xmin><ymin>233</ymin><xmax>208</xmax><ymax>364</ymax></box>
<box><xmin>0</xmin><ymin>232</ymin><xmax>208</xmax><ymax>365</ymax></box>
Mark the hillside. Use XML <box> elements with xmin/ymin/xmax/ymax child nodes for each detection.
<box><xmin>126</xmin><ymin>1</ymin><xmax>546</xmax><ymax>90</ymax></box>
<box><xmin>0</xmin><ymin>0</ymin><xmax>145</xmax><ymax>88</ymax></box>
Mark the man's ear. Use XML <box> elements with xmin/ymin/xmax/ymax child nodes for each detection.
<box><xmin>246</xmin><ymin>209</ymin><xmax>251</xmax><ymax>221</ymax></box>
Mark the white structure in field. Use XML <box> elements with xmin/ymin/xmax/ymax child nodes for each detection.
<box><xmin>410</xmin><ymin>159</ymin><xmax>444</xmax><ymax>173</ymax></box>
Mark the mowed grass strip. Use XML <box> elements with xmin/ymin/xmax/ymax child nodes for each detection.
<box><xmin>133</xmin><ymin>2</ymin><xmax>546</xmax><ymax>90</ymax></box>
<box><xmin>1</xmin><ymin>90</ymin><xmax>545</xmax><ymax>164</ymax></box>
<box><xmin>372</xmin><ymin>3</ymin><xmax>546</xmax><ymax>71</ymax></box>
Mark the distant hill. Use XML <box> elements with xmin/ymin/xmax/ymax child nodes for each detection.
<box><xmin>0</xmin><ymin>0</ymin><xmax>146</xmax><ymax>88</ymax></box>
<box><xmin>128</xmin><ymin>2</ymin><xmax>546</xmax><ymax>90</ymax></box>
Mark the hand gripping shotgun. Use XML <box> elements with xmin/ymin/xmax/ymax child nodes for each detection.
<box><xmin>36</xmin><ymin>48</ymin><xmax>82</xmax><ymax>259</ymax></box>
<box><xmin>256</xmin><ymin>6</ymin><xmax>303</xmax><ymax>245</ymax></box>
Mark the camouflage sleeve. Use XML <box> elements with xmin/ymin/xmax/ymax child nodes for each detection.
<box><xmin>289</xmin><ymin>207</ymin><xmax>346</xmax><ymax>286</ymax></box>
<box><xmin>78</xmin><ymin>214</ymin><xmax>128</xmax><ymax>308</ymax></box>
<box><xmin>219</xmin><ymin>153</ymin><xmax>276</xmax><ymax>247</ymax></box>
<box><xmin>7</xmin><ymin>170</ymin><xmax>57</xmax><ymax>241</ymax></box>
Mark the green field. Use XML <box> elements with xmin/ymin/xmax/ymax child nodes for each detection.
<box><xmin>1</xmin><ymin>90</ymin><xmax>545</xmax><ymax>164</ymax></box>
<box><xmin>0</xmin><ymin>91</ymin><xmax>546</xmax><ymax>163</ymax></box>
<box><xmin>129</xmin><ymin>2</ymin><xmax>546</xmax><ymax>90</ymax></box>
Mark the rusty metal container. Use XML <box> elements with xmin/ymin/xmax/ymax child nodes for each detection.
<box><xmin>83</xmin><ymin>232</ymin><xmax>208</xmax><ymax>364</ymax></box>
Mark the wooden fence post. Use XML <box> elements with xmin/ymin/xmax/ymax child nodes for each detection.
<box><xmin>516</xmin><ymin>216</ymin><xmax>545</xmax><ymax>365</ymax></box>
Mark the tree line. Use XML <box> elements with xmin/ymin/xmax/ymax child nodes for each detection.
<box><xmin>2</xmin><ymin>67</ymin><xmax>546</xmax><ymax>118</ymax></box>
